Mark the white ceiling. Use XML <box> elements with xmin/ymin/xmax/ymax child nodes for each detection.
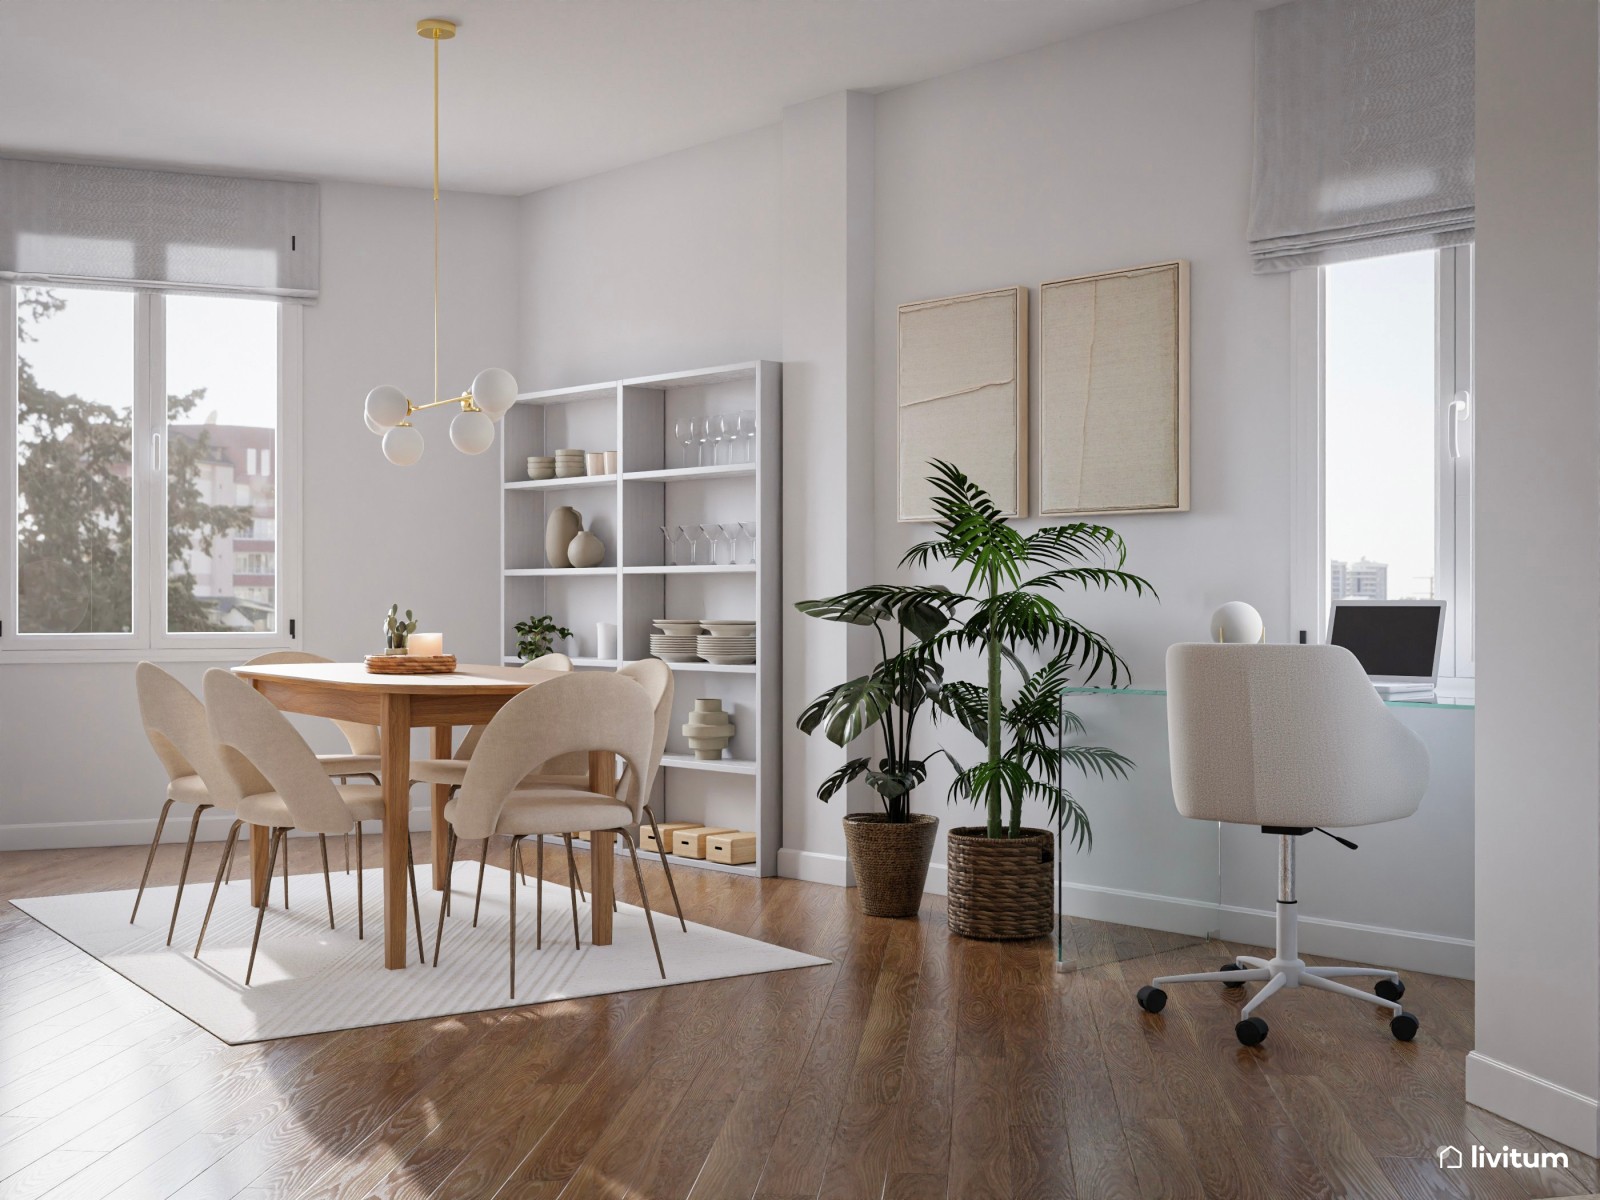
<box><xmin>1</xmin><ymin>0</ymin><xmax>1202</xmax><ymax>195</ymax></box>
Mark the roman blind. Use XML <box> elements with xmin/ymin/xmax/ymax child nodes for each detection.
<box><xmin>0</xmin><ymin>157</ymin><xmax>319</xmax><ymax>299</ymax></box>
<box><xmin>1248</xmin><ymin>0</ymin><xmax>1473</xmax><ymax>273</ymax></box>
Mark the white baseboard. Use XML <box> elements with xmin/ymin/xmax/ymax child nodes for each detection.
<box><xmin>923</xmin><ymin>862</ymin><xmax>1473</xmax><ymax>979</ymax></box>
<box><xmin>1466</xmin><ymin>1051</ymin><xmax>1599</xmax><ymax>1156</ymax></box>
<box><xmin>777</xmin><ymin>847</ymin><xmax>851</xmax><ymax>886</ymax></box>
<box><xmin>4</xmin><ymin>809</ymin><xmax>437</xmax><ymax>852</ymax></box>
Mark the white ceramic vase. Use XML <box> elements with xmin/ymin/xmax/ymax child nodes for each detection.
<box><xmin>682</xmin><ymin>698</ymin><xmax>735</xmax><ymax>760</ymax></box>
<box><xmin>568</xmin><ymin>529</ymin><xmax>604</xmax><ymax>569</ymax></box>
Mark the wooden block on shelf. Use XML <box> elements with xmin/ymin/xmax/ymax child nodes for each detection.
<box><xmin>672</xmin><ymin>826</ymin><xmax>736</xmax><ymax>860</ymax></box>
<box><xmin>641</xmin><ymin>822</ymin><xmax>695</xmax><ymax>854</ymax></box>
<box><xmin>705</xmin><ymin>830</ymin><xmax>756</xmax><ymax>866</ymax></box>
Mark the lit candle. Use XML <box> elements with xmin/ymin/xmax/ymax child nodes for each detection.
<box><xmin>409</xmin><ymin>632</ymin><xmax>444</xmax><ymax>657</ymax></box>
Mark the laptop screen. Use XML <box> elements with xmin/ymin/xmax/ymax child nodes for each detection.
<box><xmin>1327</xmin><ymin>602</ymin><xmax>1444</xmax><ymax>680</ymax></box>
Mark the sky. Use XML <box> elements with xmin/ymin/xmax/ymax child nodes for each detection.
<box><xmin>18</xmin><ymin>284</ymin><xmax>278</xmax><ymax>429</ymax></box>
<box><xmin>1322</xmin><ymin>249</ymin><xmax>1439</xmax><ymax>604</ymax></box>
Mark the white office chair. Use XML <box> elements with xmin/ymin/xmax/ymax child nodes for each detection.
<box><xmin>1135</xmin><ymin>643</ymin><xmax>1430</xmax><ymax>1046</ymax></box>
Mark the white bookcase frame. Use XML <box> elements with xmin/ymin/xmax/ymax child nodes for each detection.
<box><xmin>498</xmin><ymin>361</ymin><xmax>781</xmax><ymax>876</ymax></box>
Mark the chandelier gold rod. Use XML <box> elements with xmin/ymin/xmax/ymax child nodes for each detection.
<box><xmin>432</xmin><ymin>29</ymin><xmax>441</xmax><ymax>407</ymax></box>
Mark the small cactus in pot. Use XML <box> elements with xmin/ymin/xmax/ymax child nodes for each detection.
<box><xmin>383</xmin><ymin>604</ymin><xmax>419</xmax><ymax>653</ymax></box>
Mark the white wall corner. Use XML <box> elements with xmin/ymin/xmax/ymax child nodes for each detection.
<box><xmin>1466</xmin><ymin>1053</ymin><xmax>1600</xmax><ymax>1157</ymax></box>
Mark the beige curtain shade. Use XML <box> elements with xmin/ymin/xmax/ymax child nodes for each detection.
<box><xmin>1248</xmin><ymin>0</ymin><xmax>1474</xmax><ymax>273</ymax></box>
<box><xmin>0</xmin><ymin>157</ymin><xmax>319</xmax><ymax>299</ymax></box>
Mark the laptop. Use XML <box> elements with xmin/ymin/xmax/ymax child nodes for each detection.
<box><xmin>1326</xmin><ymin>600</ymin><xmax>1447</xmax><ymax>695</ymax></box>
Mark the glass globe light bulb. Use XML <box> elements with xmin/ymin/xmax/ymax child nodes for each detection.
<box><xmin>382</xmin><ymin>423</ymin><xmax>424</xmax><ymax>466</ymax></box>
<box><xmin>450</xmin><ymin>408</ymin><xmax>495</xmax><ymax>455</ymax></box>
<box><xmin>470</xmin><ymin>367</ymin><xmax>518</xmax><ymax>420</ymax></box>
<box><xmin>364</xmin><ymin>410</ymin><xmax>383</xmax><ymax>435</ymax></box>
<box><xmin>365</xmin><ymin>384</ymin><xmax>409</xmax><ymax>430</ymax></box>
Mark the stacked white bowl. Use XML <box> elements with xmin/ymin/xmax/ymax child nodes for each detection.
<box><xmin>649</xmin><ymin>619</ymin><xmax>701</xmax><ymax>662</ymax></box>
<box><xmin>526</xmin><ymin>455</ymin><xmax>556</xmax><ymax>480</ymax></box>
<box><xmin>555</xmin><ymin>449</ymin><xmax>587</xmax><ymax>478</ymax></box>
<box><xmin>698</xmin><ymin>620</ymin><xmax>756</xmax><ymax>665</ymax></box>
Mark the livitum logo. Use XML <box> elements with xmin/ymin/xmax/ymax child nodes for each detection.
<box><xmin>1436</xmin><ymin>1144</ymin><xmax>1570</xmax><ymax>1170</ymax></box>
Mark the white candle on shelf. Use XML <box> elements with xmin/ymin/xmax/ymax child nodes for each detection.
<box><xmin>409</xmin><ymin>632</ymin><xmax>444</xmax><ymax>657</ymax></box>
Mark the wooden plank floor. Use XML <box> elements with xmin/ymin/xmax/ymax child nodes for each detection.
<box><xmin>0</xmin><ymin>837</ymin><xmax>1595</xmax><ymax>1200</ymax></box>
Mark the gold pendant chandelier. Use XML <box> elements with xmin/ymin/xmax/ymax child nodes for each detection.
<box><xmin>363</xmin><ymin>17</ymin><xmax>516</xmax><ymax>465</ymax></box>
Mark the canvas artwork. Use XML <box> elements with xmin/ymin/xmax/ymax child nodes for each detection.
<box><xmin>1039</xmin><ymin>261</ymin><xmax>1189</xmax><ymax>515</ymax></box>
<box><xmin>896</xmin><ymin>285</ymin><xmax>1027</xmax><ymax>521</ymax></box>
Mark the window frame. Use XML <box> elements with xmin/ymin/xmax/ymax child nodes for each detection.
<box><xmin>1289</xmin><ymin>244</ymin><xmax>1475</xmax><ymax>681</ymax></box>
<box><xmin>1</xmin><ymin>284</ymin><xmax>302</xmax><ymax>662</ymax></box>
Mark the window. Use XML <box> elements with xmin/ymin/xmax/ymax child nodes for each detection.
<box><xmin>1291</xmin><ymin>246</ymin><xmax>1473</xmax><ymax>678</ymax></box>
<box><xmin>3</xmin><ymin>284</ymin><xmax>299</xmax><ymax>656</ymax></box>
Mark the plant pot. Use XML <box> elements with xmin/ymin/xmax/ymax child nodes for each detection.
<box><xmin>843</xmin><ymin>813</ymin><xmax>939</xmax><ymax>918</ymax></box>
<box><xmin>945</xmin><ymin>826</ymin><xmax>1054</xmax><ymax>940</ymax></box>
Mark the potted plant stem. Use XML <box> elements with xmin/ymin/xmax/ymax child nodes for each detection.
<box><xmin>905</xmin><ymin>460</ymin><xmax>1153</xmax><ymax>939</ymax></box>
<box><xmin>795</xmin><ymin>584</ymin><xmax>963</xmax><ymax>916</ymax></box>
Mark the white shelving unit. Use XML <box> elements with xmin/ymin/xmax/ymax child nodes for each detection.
<box><xmin>498</xmin><ymin>360</ymin><xmax>782</xmax><ymax>877</ymax></box>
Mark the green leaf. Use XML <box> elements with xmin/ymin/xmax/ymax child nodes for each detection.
<box><xmin>817</xmin><ymin>758</ymin><xmax>870</xmax><ymax>803</ymax></box>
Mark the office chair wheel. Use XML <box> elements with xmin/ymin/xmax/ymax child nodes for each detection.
<box><xmin>1219</xmin><ymin>962</ymin><xmax>1247</xmax><ymax>988</ymax></box>
<box><xmin>1390</xmin><ymin>1011</ymin><xmax>1419</xmax><ymax>1042</ymax></box>
<box><xmin>1136</xmin><ymin>986</ymin><xmax>1167</xmax><ymax>1014</ymax></box>
<box><xmin>1374</xmin><ymin>977</ymin><xmax>1405</xmax><ymax>1002</ymax></box>
<box><xmin>1235</xmin><ymin>1016</ymin><xmax>1269</xmax><ymax>1047</ymax></box>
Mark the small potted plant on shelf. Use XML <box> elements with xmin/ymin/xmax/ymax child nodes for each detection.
<box><xmin>905</xmin><ymin>460</ymin><xmax>1154</xmax><ymax>940</ymax></box>
<box><xmin>795</xmin><ymin>584</ymin><xmax>964</xmax><ymax>917</ymax></box>
<box><xmin>514</xmin><ymin>613</ymin><xmax>573</xmax><ymax>661</ymax></box>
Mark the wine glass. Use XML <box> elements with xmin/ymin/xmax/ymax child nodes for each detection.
<box><xmin>720</xmin><ymin>523</ymin><xmax>742</xmax><ymax>565</ymax></box>
<box><xmin>675</xmin><ymin>418</ymin><xmax>697</xmax><ymax>469</ymax></box>
<box><xmin>708</xmin><ymin>414</ymin><xmax>726</xmax><ymax>466</ymax></box>
<box><xmin>738</xmin><ymin>410</ymin><xmax>758</xmax><ymax>463</ymax></box>
<box><xmin>695</xmin><ymin>418</ymin><xmax>712</xmax><ymax>467</ymax></box>
<box><xmin>660</xmin><ymin>525</ymin><xmax>680</xmax><ymax>566</ymax></box>
<box><xmin>715</xmin><ymin>413</ymin><xmax>736</xmax><ymax>465</ymax></box>
<box><xmin>683</xmin><ymin>524</ymin><xmax>702</xmax><ymax>565</ymax></box>
<box><xmin>740</xmin><ymin>521</ymin><xmax>757</xmax><ymax>564</ymax></box>
<box><xmin>700</xmin><ymin>523</ymin><xmax>722</xmax><ymax>565</ymax></box>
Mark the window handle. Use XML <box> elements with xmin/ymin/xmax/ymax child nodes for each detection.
<box><xmin>1447</xmin><ymin>390</ymin><xmax>1470</xmax><ymax>460</ymax></box>
<box><xmin>150</xmin><ymin>432</ymin><xmax>164</xmax><ymax>474</ymax></box>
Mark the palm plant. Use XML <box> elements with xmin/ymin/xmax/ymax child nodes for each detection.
<box><xmin>904</xmin><ymin>460</ymin><xmax>1155</xmax><ymax>844</ymax></box>
<box><xmin>795</xmin><ymin>584</ymin><xmax>963</xmax><ymax>821</ymax></box>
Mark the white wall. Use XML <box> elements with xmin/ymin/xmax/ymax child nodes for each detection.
<box><xmin>1468</xmin><ymin>0</ymin><xmax>1600</xmax><ymax>1155</ymax></box>
<box><xmin>873</xmin><ymin>0</ymin><xmax>1288</xmax><ymax>841</ymax></box>
<box><xmin>1</xmin><ymin>180</ymin><xmax>520</xmax><ymax>848</ymax></box>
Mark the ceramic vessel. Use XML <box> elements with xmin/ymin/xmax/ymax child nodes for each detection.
<box><xmin>682</xmin><ymin>698</ymin><xmax>735</xmax><ymax>760</ymax></box>
<box><xmin>568</xmin><ymin>529</ymin><xmax>605</xmax><ymax>569</ymax></box>
<box><xmin>545</xmin><ymin>506</ymin><xmax>582</xmax><ymax>568</ymax></box>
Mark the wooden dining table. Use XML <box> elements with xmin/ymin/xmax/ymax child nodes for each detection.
<box><xmin>231</xmin><ymin>661</ymin><xmax>618</xmax><ymax>969</ymax></box>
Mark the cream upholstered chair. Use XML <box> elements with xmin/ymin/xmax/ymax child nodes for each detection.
<box><xmin>1135</xmin><ymin>644</ymin><xmax>1429</xmax><ymax>1046</ymax></box>
<box><xmin>408</xmin><ymin>653</ymin><xmax>575</xmax><ymax>790</ymax></box>
<box><xmin>196</xmin><ymin>669</ymin><xmax>426</xmax><ymax>982</ymax></box>
<box><xmin>242</xmin><ymin>651</ymin><xmax>383</xmax><ymax>780</ymax></box>
<box><xmin>431</xmin><ymin>671</ymin><xmax>662</xmax><ymax>996</ymax></box>
<box><xmin>132</xmin><ymin>663</ymin><xmax>239</xmax><ymax>945</ymax></box>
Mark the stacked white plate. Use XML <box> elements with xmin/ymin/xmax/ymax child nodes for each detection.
<box><xmin>555</xmin><ymin>448</ymin><xmax>587</xmax><ymax>478</ymax></box>
<box><xmin>697</xmin><ymin>623</ymin><xmax>755</xmax><ymax>664</ymax></box>
<box><xmin>649</xmin><ymin>634</ymin><xmax>699</xmax><ymax>663</ymax></box>
<box><xmin>526</xmin><ymin>455</ymin><xmax>555</xmax><ymax>480</ymax></box>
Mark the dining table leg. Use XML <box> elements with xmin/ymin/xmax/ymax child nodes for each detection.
<box><xmin>589</xmin><ymin>750</ymin><xmax>616</xmax><ymax>946</ymax></box>
<box><xmin>380</xmin><ymin>693</ymin><xmax>413</xmax><ymax>969</ymax></box>
<box><xmin>249</xmin><ymin>825</ymin><xmax>270</xmax><ymax>908</ymax></box>
<box><xmin>430</xmin><ymin>725</ymin><xmax>453</xmax><ymax>890</ymax></box>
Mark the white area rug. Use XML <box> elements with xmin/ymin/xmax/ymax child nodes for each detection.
<box><xmin>11</xmin><ymin>863</ymin><xmax>828</xmax><ymax>1044</ymax></box>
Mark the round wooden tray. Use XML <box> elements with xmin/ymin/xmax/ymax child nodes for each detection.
<box><xmin>364</xmin><ymin>653</ymin><xmax>457</xmax><ymax>675</ymax></box>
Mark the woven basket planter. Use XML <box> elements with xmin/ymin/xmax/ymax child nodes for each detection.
<box><xmin>945</xmin><ymin>826</ymin><xmax>1055</xmax><ymax>940</ymax></box>
<box><xmin>843</xmin><ymin>813</ymin><xmax>939</xmax><ymax>918</ymax></box>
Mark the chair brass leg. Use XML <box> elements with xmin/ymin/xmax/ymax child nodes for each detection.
<box><xmin>166</xmin><ymin>803</ymin><xmax>212</xmax><ymax>946</ymax></box>
<box><xmin>570</xmin><ymin>844</ymin><xmax>587</xmax><ymax>903</ymax></box>
<box><xmin>343</xmin><ymin>831</ymin><xmax>350</xmax><ymax>874</ymax></box>
<box><xmin>473</xmin><ymin>838</ymin><xmax>489</xmax><ymax>928</ymax></box>
<box><xmin>247</xmin><ymin>828</ymin><xmax>285</xmax><ymax>986</ymax></box>
<box><xmin>131</xmin><ymin>797</ymin><xmax>176</xmax><ymax>923</ymax></box>
<box><xmin>516</xmin><ymin>839</ymin><xmax>527</xmax><ymax>883</ymax></box>
<box><xmin>562</xmin><ymin>834</ymin><xmax>582</xmax><ymax>950</ymax></box>
<box><xmin>536</xmin><ymin>836</ymin><xmax>544</xmax><ymax>950</ymax></box>
<box><xmin>406</xmin><ymin>837</ymin><xmax>426</xmax><ymax>963</ymax></box>
<box><xmin>644</xmin><ymin>807</ymin><xmax>687</xmax><ymax>932</ymax></box>
<box><xmin>355</xmin><ymin>822</ymin><xmax>364</xmax><ymax>939</ymax></box>
<box><xmin>432</xmin><ymin>829</ymin><xmax>458</xmax><ymax>968</ymax></box>
<box><xmin>508</xmin><ymin>834</ymin><xmax>524</xmax><ymax>999</ymax></box>
<box><xmin>281</xmin><ymin>832</ymin><xmax>290</xmax><ymax>910</ymax></box>
<box><xmin>194</xmin><ymin>819</ymin><xmax>243</xmax><ymax>958</ymax></box>
<box><xmin>317</xmin><ymin>834</ymin><xmax>336</xmax><ymax>929</ymax></box>
<box><xmin>621</xmin><ymin>831</ymin><xmax>665</xmax><ymax>979</ymax></box>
